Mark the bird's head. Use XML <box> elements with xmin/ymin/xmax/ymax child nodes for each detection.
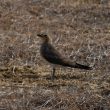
<box><xmin>37</xmin><ymin>33</ymin><xmax>49</xmax><ymax>42</ymax></box>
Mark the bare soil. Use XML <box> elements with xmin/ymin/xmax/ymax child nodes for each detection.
<box><xmin>0</xmin><ymin>0</ymin><xmax>110</xmax><ymax>110</ymax></box>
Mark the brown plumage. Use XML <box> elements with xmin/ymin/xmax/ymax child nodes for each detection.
<box><xmin>37</xmin><ymin>34</ymin><xmax>92</xmax><ymax>80</ymax></box>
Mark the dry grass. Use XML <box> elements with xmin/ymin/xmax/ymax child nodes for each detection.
<box><xmin>0</xmin><ymin>0</ymin><xmax>110</xmax><ymax>110</ymax></box>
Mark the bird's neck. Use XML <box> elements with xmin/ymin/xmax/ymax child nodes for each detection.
<box><xmin>43</xmin><ymin>37</ymin><xmax>49</xmax><ymax>43</ymax></box>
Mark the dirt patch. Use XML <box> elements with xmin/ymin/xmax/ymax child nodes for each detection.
<box><xmin>0</xmin><ymin>0</ymin><xmax>110</xmax><ymax>110</ymax></box>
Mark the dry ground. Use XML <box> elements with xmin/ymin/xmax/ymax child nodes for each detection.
<box><xmin>0</xmin><ymin>0</ymin><xmax>110</xmax><ymax>110</ymax></box>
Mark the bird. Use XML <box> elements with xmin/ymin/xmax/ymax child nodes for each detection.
<box><xmin>37</xmin><ymin>33</ymin><xmax>92</xmax><ymax>80</ymax></box>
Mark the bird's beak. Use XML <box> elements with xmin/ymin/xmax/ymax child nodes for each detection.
<box><xmin>37</xmin><ymin>34</ymin><xmax>42</xmax><ymax>37</ymax></box>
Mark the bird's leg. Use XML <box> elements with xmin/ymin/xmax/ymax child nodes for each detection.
<box><xmin>51</xmin><ymin>66</ymin><xmax>56</xmax><ymax>81</ymax></box>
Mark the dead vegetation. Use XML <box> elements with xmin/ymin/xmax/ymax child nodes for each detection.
<box><xmin>0</xmin><ymin>0</ymin><xmax>110</xmax><ymax>110</ymax></box>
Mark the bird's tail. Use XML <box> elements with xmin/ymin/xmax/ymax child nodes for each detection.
<box><xmin>61</xmin><ymin>61</ymin><xmax>92</xmax><ymax>70</ymax></box>
<box><xmin>74</xmin><ymin>63</ymin><xmax>92</xmax><ymax>70</ymax></box>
